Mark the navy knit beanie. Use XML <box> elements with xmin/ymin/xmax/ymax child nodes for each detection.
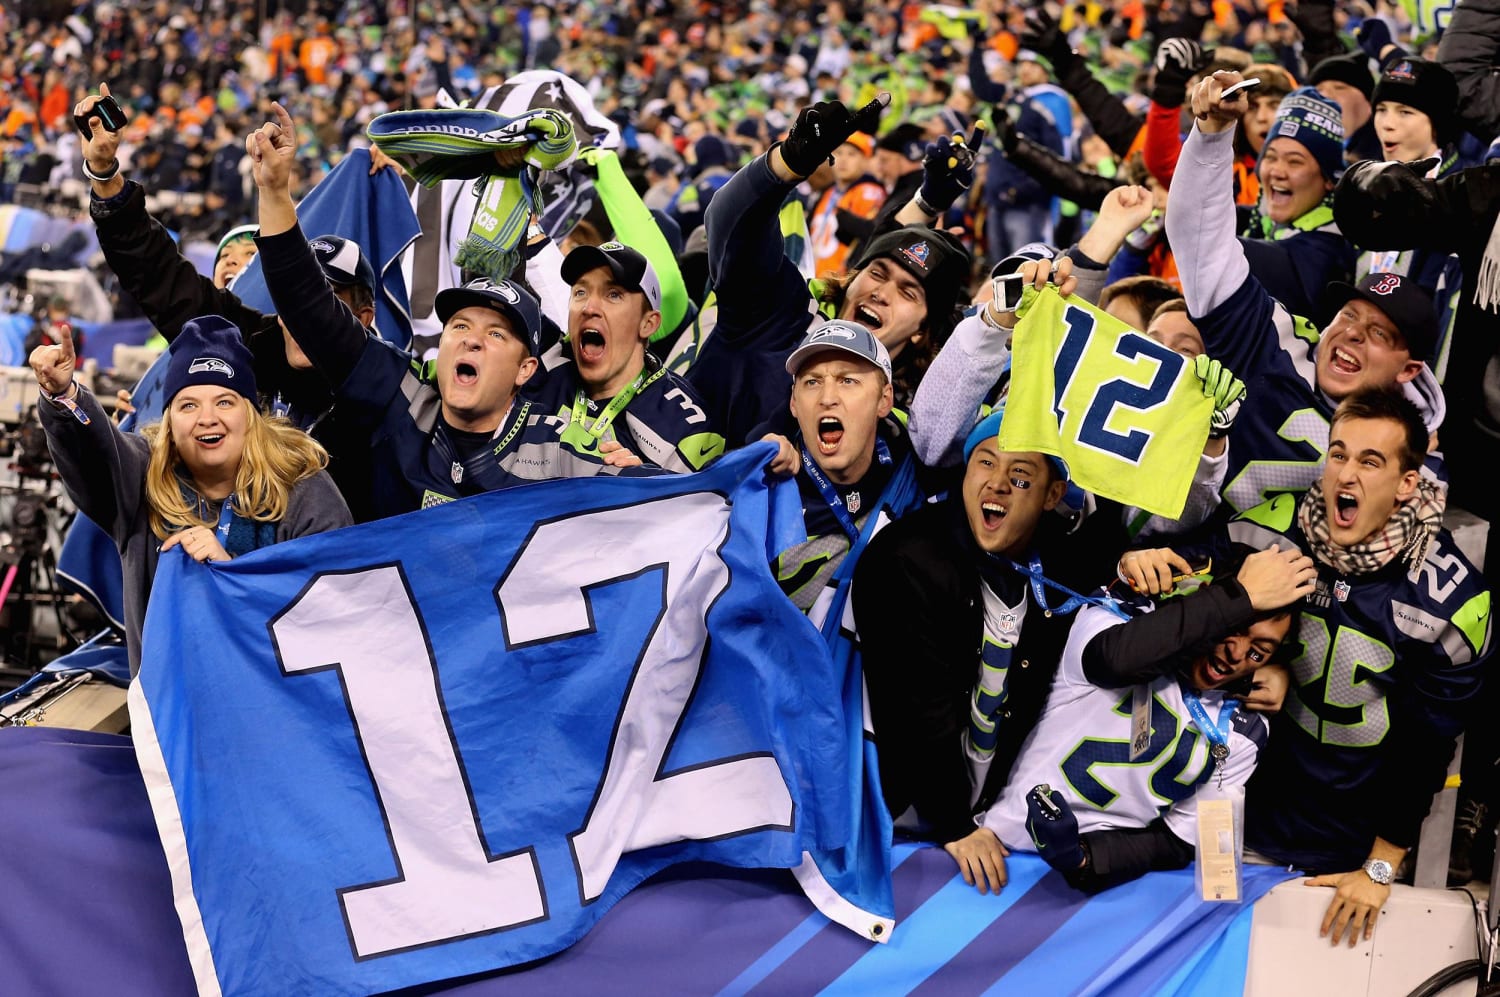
<box><xmin>163</xmin><ymin>315</ymin><xmax>259</xmax><ymax>405</ymax></box>
<box><xmin>1262</xmin><ymin>87</ymin><xmax>1347</xmax><ymax>181</ymax></box>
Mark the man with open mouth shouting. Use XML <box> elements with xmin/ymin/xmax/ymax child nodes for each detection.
<box><xmin>1167</xmin><ymin>71</ymin><xmax>1446</xmax><ymax>521</ymax></box>
<box><xmin>249</xmin><ymin>102</ymin><xmax>648</xmax><ymax>519</ymax></box>
<box><xmin>527</xmin><ymin>241</ymin><xmax>726</xmax><ymax>475</ymax></box>
<box><xmin>689</xmin><ymin>94</ymin><xmax>972</xmax><ymax>448</ymax></box>
<box><xmin>850</xmin><ymin>408</ymin><xmax>1132</xmax><ymax>891</ymax></box>
<box><xmin>760</xmin><ymin>319</ymin><xmax>927</xmax><ymax>620</ymax></box>
<box><xmin>1220</xmin><ymin>388</ymin><xmax>1491</xmax><ymax>947</ymax></box>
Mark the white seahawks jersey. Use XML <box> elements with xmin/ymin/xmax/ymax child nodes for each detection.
<box><xmin>983</xmin><ymin>604</ymin><xmax>1269</xmax><ymax>848</ymax></box>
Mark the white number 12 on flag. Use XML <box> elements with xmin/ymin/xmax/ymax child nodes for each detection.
<box><xmin>269</xmin><ymin>492</ymin><xmax>794</xmax><ymax>959</ymax></box>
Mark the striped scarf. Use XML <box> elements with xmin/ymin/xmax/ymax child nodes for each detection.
<box><xmin>1296</xmin><ymin>476</ymin><xmax>1445</xmax><ymax>577</ymax></box>
<box><xmin>368</xmin><ymin>107</ymin><xmax>577</xmax><ymax>283</ymax></box>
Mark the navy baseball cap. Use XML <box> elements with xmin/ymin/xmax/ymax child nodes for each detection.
<box><xmin>1325</xmin><ymin>272</ymin><xmax>1437</xmax><ymax>362</ymax></box>
<box><xmin>560</xmin><ymin>241</ymin><xmax>663</xmax><ymax>312</ymax></box>
<box><xmin>785</xmin><ymin>319</ymin><xmax>893</xmax><ymax>383</ymax></box>
<box><xmin>435</xmin><ymin>277</ymin><xmax>543</xmax><ymax>357</ymax></box>
<box><xmin>308</xmin><ymin>234</ymin><xmax>376</xmax><ymax>290</ymax></box>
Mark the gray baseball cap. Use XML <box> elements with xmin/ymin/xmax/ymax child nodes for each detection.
<box><xmin>785</xmin><ymin>320</ymin><xmax>892</xmax><ymax>383</ymax></box>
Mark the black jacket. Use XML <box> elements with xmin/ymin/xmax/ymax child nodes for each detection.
<box><xmin>1437</xmin><ymin>0</ymin><xmax>1500</xmax><ymax>142</ymax></box>
<box><xmin>852</xmin><ymin>496</ymin><xmax>1127</xmax><ymax>843</ymax></box>
<box><xmin>92</xmin><ymin>181</ymin><xmax>376</xmax><ymax>522</ymax></box>
<box><xmin>1334</xmin><ymin>162</ymin><xmax>1500</xmax><ymax>523</ymax></box>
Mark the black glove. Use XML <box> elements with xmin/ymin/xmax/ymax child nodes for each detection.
<box><xmin>778</xmin><ymin>94</ymin><xmax>889</xmax><ymax>178</ymax></box>
<box><xmin>1151</xmin><ymin>37</ymin><xmax>1210</xmax><ymax>108</ymax></box>
<box><xmin>1355</xmin><ymin>17</ymin><xmax>1393</xmax><ymax>61</ymax></box>
<box><xmin>988</xmin><ymin>104</ymin><xmax>1020</xmax><ymax>155</ymax></box>
<box><xmin>1019</xmin><ymin>8</ymin><xmax>1075</xmax><ymax>70</ymax></box>
<box><xmin>1349</xmin><ymin>158</ymin><xmax>1439</xmax><ymax>207</ymax></box>
<box><xmin>915</xmin><ymin>123</ymin><xmax>985</xmax><ymax>216</ymax></box>
<box><xmin>966</xmin><ymin>15</ymin><xmax>988</xmax><ymax>40</ymax></box>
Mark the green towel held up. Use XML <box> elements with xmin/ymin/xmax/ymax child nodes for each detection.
<box><xmin>368</xmin><ymin>107</ymin><xmax>578</xmax><ymax>285</ymax></box>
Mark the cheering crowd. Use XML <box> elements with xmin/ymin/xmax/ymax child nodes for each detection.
<box><xmin>12</xmin><ymin>0</ymin><xmax>1500</xmax><ymax>956</ymax></box>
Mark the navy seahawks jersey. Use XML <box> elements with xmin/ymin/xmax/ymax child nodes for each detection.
<box><xmin>338</xmin><ymin>336</ymin><xmax>668</xmax><ymax>518</ymax></box>
<box><xmin>1228</xmin><ymin>494</ymin><xmax>1492</xmax><ymax>871</ymax></box>
<box><xmin>522</xmin><ymin>356</ymin><xmax>726</xmax><ymax>476</ymax></box>
<box><xmin>1195</xmin><ymin>279</ymin><xmax>1444</xmax><ymax>517</ymax></box>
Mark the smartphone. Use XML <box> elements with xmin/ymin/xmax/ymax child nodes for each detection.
<box><xmin>1171</xmin><ymin>557</ymin><xmax>1213</xmax><ymax>586</ymax></box>
<box><xmin>1219</xmin><ymin>78</ymin><xmax>1262</xmax><ymax>101</ymax></box>
<box><xmin>74</xmin><ymin>95</ymin><xmax>128</xmax><ymax>139</ymax></box>
<box><xmin>991</xmin><ymin>271</ymin><xmax>1026</xmax><ymax>314</ymax></box>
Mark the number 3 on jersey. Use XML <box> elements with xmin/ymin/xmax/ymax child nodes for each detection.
<box><xmin>1051</xmin><ymin>305</ymin><xmax>1184</xmax><ymax>463</ymax></box>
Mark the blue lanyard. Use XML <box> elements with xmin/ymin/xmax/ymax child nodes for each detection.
<box><xmin>214</xmin><ymin>497</ymin><xmax>235</xmax><ymax>542</ymax></box>
<box><xmin>1009</xmin><ymin>553</ymin><xmax>1128</xmax><ymax>620</ymax></box>
<box><xmin>1181</xmin><ymin>686</ymin><xmax>1236</xmax><ymax>762</ymax></box>
<box><xmin>800</xmin><ymin>436</ymin><xmax>892</xmax><ymax>542</ymax></box>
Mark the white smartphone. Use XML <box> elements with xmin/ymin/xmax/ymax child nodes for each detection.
<box><xmin>1219</xmin><ymin>77</ymin><xmax>1262</xmax><ymax>100</ymax></box>
<box><xmin>991</xmin><ymin>272</ymin><xmax>1027</xmax><ymax>314</ymax></box>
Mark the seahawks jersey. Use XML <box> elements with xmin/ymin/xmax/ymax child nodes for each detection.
<box><xmin>984</xmin><ymin>603</ymin><xmax>1268</xmax><ymax>849</ymax></box>
<box><xmin>1195</xmin><ymin>278</ymin><xmax>1445</xmax><ymax>516</ymax></box>
<box><xmin>1229</xmin><ymin>494</ymin><xmax>1492</xmax><ymax>870</ymax></box>
<box><xmin>523</xmin><ymin>356</ymin><xmax>726</xmax><ymax>476</ymax></box>
<box><xmin>340</xmin><ymin>336</ymin><xmax>675</xmax><ymax>518</ymax></box>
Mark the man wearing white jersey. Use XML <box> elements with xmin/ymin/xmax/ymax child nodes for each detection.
<box><xmin>974</xmin><ymin>544</ymin><xmax>1314</xmax><ymax>893</ymax></box>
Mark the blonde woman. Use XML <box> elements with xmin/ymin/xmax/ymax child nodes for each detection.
<box><xmin>31</xmin><ymin>315</ymin><xmax>352</xmax><ymax>674</ymax></box>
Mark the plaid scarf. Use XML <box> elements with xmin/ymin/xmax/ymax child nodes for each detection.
<box><xmin>1297</xmin><ymin>476</ymin><xmax>1446</xmax><ymax>577</ymax></box>
<box><xmin>367</xmin><ymin>107</ymin><xmax>577</xmax><ymax>283</ymax></box>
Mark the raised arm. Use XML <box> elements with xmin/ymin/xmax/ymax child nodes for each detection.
<box><xmin>30</xmin><ymin>325</ymin><xmax>150</xmax><ymax>542</ymax></box>
<box><xmin>250</xmin><ymin>102</ymin><xmax>370</xmax><ymax>388</ymax></box>
<box><xmin>1164</xmin><ymin>73</ymin><xmax>1254</xmax><ymax>319</ymax></box>
<box><xmin>78</xmin><ymin>83</ymin><xmax>266</xmax><ymax>340</ymax></box>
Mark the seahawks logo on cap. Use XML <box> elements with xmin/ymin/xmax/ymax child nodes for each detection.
<box><xmin>462</xmin><ymin>277</ymin><xmax>522</xmax><ymax>303</ymax></box>
<box><xmin>600</xmin><ymin>241</ymin><xmax>626</xmax><ymax>251</ymax></box>
<box><xmin>899</xmin><ymin>240</ymin><xmax>931</xmax><ymax>270</ymax></box>
<box><xmin>308</xmin><ymin>240</ymin><xmax>335</xmax><ymax>254</ymax></box>
<box><xmin>806</xmin><ymin>322</ymin><xmax>860</xmax><ymax>342</ymax></box>
<box><xmin>187</xmin><ymin>357</ymin><xmax>234</xmax><ymax>377</ymax></box>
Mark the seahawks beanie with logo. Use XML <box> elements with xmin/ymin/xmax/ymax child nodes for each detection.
<box><xmin>1262</xmin><ymin>87</ymin><xmax>1347</xmax><ymax>182</ymax></box>
<box><xmin>163</xmin><ymin>315</ymin><xmax>259</xmax><ymax>405</ymax></box>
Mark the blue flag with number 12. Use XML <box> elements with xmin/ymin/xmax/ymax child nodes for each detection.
<box><xmin>130</xmin><ymin>444</ymin><xmax>890</xmax><ymax>997</ymax></box>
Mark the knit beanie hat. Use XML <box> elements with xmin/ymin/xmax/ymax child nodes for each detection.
<box><xmin>1309</xmin><ymin>52</ymin><xmax>1375</xmax><ymax>102</ymax></box>
<box><xmin>852</xmin><ymin>225</ymin><xmax>972</xmax><ymax>341</ymax></box>
<box><xmin>1372</xmin><ymin>56</ymin><xmax>1460</xmax><ymax>150</ymax></box>
<box><xmin>163</xmin><ymin>315</ymin><xmax>258</xmax><ymax>405</ymax></box>
<box><xmin>1262</xmin><ymin>87</ymin><xmax>1347</xmax><ymax>181</ymax></box>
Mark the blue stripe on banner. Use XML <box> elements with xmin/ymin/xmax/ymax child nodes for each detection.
<box><xmin>1079</xmin><ymin>867</ymin><xmax>1293</xmax><ymax>996</ymax></box>
<box><xmin>814</xmin><ymin>856</ymin><xmax>1052</xmax><ymax>996</ymax></box>
<box><xmin>910</xmin><ymin>869</ymin><xmax>1088</xmax><ymax>997</ymax></box>
<box><xmin>749</xmin><ymin>845</ymin><xmax>980</xmax><ymax>996</ymax></box>
<box><xmin>1079</xmin><ymin>892</ymin><xmax>1205</xmax><ymax>996</ymax></box>
<box><xmin>980</xmin><ymin>864</ymin><xmax>1196</xmax><ymax>996</ymax></box>
<box><xmin>718</xmin><ymin>846</ymin><xmax>921</xmax><ymax>997</ymax></box>
<box><xmin>1157</xmin><ymin>901</ymin><xmax>1257</xmax><ymax>997</ymax></box>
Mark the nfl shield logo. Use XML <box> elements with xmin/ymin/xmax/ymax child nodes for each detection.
<box><xmin>1333</xmin><ymin>580</ymin><xmax>1350</xmax><ymax>602</ymax></box>
<box><xmin>846</xmin><ymin>491</ymin><xmax>861</xmax><ymax>515</ymax></box>
<box><xmin>899</xmin><ymin>241</ymin><xmax>932</xmax><ymax>270</ymax></box>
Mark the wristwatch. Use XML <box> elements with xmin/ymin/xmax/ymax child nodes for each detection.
<box><xmin>1361</xmin><ymin>858</ymin><xmax>1394</xmax><ymax>885</ymax></box>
